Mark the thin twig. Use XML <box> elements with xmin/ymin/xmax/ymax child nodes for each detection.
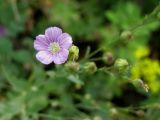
<box><xmin>10</xmin><ymin>0</ymin><xmax>20</xmax><ymax>21</ymax></box>
<box><xmin>90</xmin><ymin>57</ymin><xmax>102</xmax><ymax>61</ymax></box>
<box><xmin>87</xmin><ymin>48</ymin><xmax>102</xmax><ymax>59</ymax></box>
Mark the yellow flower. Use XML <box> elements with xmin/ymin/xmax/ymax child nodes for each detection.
<box><xmin>134</xmin><ymin>47</ymin><xmax>150</xmax><ymax>59</ymax></box>
<box><xmin>149</xmin><ymin>80</ymin><xmax>160</xmax><ymax>93</ymax></box>
<box><xmin>131</xmin><ymin>64</ymin><xmax>140</xmax><ymax>80</ymax></box>
<box><xmin>131</xmin><ymin>58</ymin><xmax>160</xmax><ymax>93</ymax></box>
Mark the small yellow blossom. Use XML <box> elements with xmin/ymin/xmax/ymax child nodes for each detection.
<box><xmin>134</xmin><ymin>47</ymin><xmax>150</xmax><ymax>59</ymax></box>
<box><xmin>131</xmin><ymin>58</ymin><xmax>160</xmax><ymax>93</ymax></box>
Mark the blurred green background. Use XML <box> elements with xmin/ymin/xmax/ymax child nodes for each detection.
<box><xmin>0</xmin><ymin>0</ymin><xmax>160</xmax><ymax>120</ymax></box>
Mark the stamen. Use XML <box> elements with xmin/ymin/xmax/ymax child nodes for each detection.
<box><xmin>48</xmin><ymin>42</ymin><xmax>60</xmax><ymax>54</ymax></box>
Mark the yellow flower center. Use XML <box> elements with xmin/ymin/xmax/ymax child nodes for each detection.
<box><xmin>48</xmin><ymin>42</ymin><xmax>60</xmax><ymax>54</ymax></box>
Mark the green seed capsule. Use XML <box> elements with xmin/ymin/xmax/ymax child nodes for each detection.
<box><xmin>69</xmin><ymin>45</ymin><xmax>79</xmax><ymax>61</ymax></box>
<box><xmin>84</xmin><ymin>62</ymin><xmax>97</xmax><ymax>75</ymax></box>
<box><xmin>65</xmin><ymin>61</ymin><xmax>80</xmax><ymax>73</ymax></box>
<box><xmin>114</xmin><ymin>58</ymin><xmax>129</xmax><ymax>72</ymax></box>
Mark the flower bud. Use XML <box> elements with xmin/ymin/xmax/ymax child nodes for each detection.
<box><xmin>114</xmin><ymin>58</ymin><xmax>129</xmax><ymax>72</ymax></box>
<box><xmin>84</xmin><ymin>93</ymin><xmax>91</xmax><ymax>100</ymax></box>
<box><xmin>83</xmin><ymin>118</ymin><xmax>91</xmax><ymax>120</ymax></box>
<box><xmin>69</xmin><ymin>45</ymin><xmax>79</xmax><ymax>61</ymax></box>
<box><xmin>84</xmin><ymin>62</ymin><xmax>97</xmax><ymax>75</ymax></box>
<box><xmin>65</xmin><ymin>61</ymin><xmax>80</xmax><ymax>73</ymax></box>
<box><xmin>110</xmin><ymin>108</ymin><xmax>118</xmax><ymax>118</ymax></box>
<box><xmin>135</xmin><ymin>79</ymin><xmax>149</xmax><ymax>92</ymax></box>
<box><xmin>93</xmin><ymin>116</ymin><xmax>102</xmax><ymax>120</ymax></box>
<box><xmin>102</xmin><ymin>52</ymin><xmax>114</xmax><ymax>65</ymax></box>
<box><xmin>135</xmin><ymin>110</ymin><xmax>144</xmax><ymax>117</ymax></box>
<box><xmin>31</xmin><ymin>86</ymin><xmax>38</xmax><ymax>92</ymax></box>
<box><xmin>120</xmin><ymin>30</ymin><xmax>133</xmax><ymax>42</ymax></box>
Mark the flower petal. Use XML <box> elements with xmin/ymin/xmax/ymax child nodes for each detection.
<box><xmin>53</xmin><ymin>49</ymin><xmax>69</xmax><ymax>64</ymax></box>
<box><xmin>36</xmin><ymin>51</ymin><xmax>53</xmax><ymax>64</ymax></box>
<box><xmin>45</xmin><ymin>27</ymin><xmax>62</xmax><ymax>42</ymax></box>
<box><xmin>57</xmin><ymin>33</ymin><xmax>72</xmax><ymax>49</ymax></box>
<box><xmin>34</xmin><ymin>35</ymin><xmax>49</xmax><ymax>51</ymax></box>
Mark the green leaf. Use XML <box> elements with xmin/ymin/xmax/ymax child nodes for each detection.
<box><xmin>0</xmin><ymin>38</ymin><xmax>12</xmax><ymax>55</ymax></box>
<box><xmin>12</xmin><ymin>50</ymin><xmax>32</xmax><ymax>63</ymax></box>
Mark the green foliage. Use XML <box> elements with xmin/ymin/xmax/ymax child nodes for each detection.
<box><xmin>0</xmin><ymin>0</ymin><xmax>160</xmax><ymax>120</ymax></box>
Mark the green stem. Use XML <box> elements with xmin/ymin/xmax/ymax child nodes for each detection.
<box><xmin>0</xmin><ymin>65</ymin><xmax>17</xmax><ymax>91</ymax></box>
<box><xmin>116</xmin><ymin>103</ymin><xmax>160</xmax><ymax>113</ymax></box>
<box><xmin>28</xmin><ymin>72</ymin><xmax>34</xmax><ymax>84</ymax></box>
<box><xmin>10</xmin><ymin>0</ymin><xmax>20</xmax><ymax>21</ymax></box>
<box><xmin>90</xmin><ymin>57</ymin><xmax>102</xmax><ymax>61</ymax></box>
<box><xmin>84</xmin><ymin>46</ymin><xmax>91</xmax><ymax>59</ymax></box>
<box><xmin>87</xmin><ymin>48</ymin><xmax>102</xmax><ymax>59</ymax></box>
<box><xmin>129</xmin><ymin>4</ymin><xmax>160</xmax><ymax>32</ymax></box>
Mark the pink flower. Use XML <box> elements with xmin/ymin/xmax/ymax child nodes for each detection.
<box><xmin>0</xmin><ymin>25</ymin><xmax>6</xmax><ymax>37</ymax></box>
<box><xmin>34</xmin><ymin>27</ymin><xmax>72</xmax><ymax>64</ymax></box>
